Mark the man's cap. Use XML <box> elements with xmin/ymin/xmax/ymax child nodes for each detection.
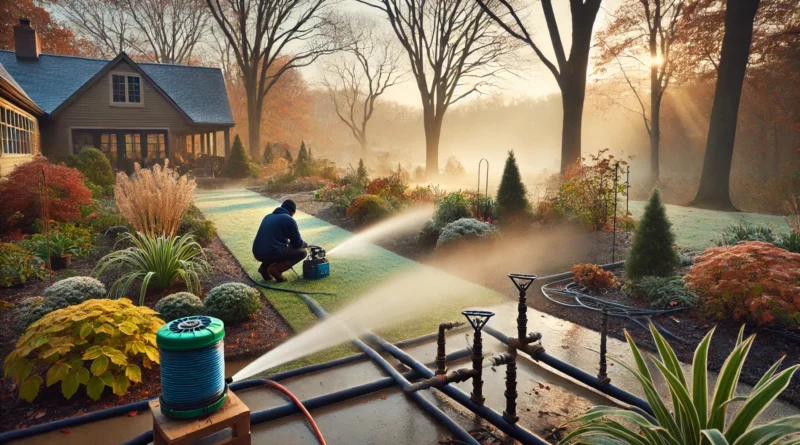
<box><xmin>281</xmin><ymin>199</ymin><xmax>297</xmax><ymax>214</ymax></box>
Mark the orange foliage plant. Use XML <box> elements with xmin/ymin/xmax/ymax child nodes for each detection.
<box><xmin>685</xmin><ymin>241</ymin><xmax>800</xmax><ymax>327</ymax></box>
<box><xmin>571</xmin><ymin>263</ymin><xmax>617</xmax><ymax>290</ymax></box>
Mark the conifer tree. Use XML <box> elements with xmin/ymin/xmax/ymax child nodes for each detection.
<box><xmin>294</xmin><ymin>141</ymin><xmax>311</xmax><ymax>176</ymax></box>
<box><xmin>356</xmin><ymin>158</ymin><xmax>368</xmax><ymax>187</ymax></box>
<box><xmin>263</xmin><ymin>142</ymin><xmax>274</xmax><ymax>164</ymax></box>
<box><xmin>283</xmin><ymin>146</ymin><xmax>293</xmax><ymax>163</ymax></box>
<box><xmin>626</xmin><ymin>188</ymin><xmax>679</xmax><ymax>280</ymax></box>
<box><xmin>224</xmin><ymin>135</ymin><xmax>250</xmax><ymax>179</ymax></box>
<box><xmin>496</xmin><ymin>150</ymin><xmax>530</xmax><ymax>220</ymax></box>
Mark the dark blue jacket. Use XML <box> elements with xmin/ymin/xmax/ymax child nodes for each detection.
<box><xmin>252</xmin><ymin>207</ymin><xmax>306</xmax><ymax>258</ymax></box>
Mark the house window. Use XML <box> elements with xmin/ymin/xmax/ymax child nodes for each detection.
<box><xmin>124</xmin><ymin>134</ymin><xmax>142</xmax><ymax>160</ymax></box>
<box><xmin>111</xmin><ymin>74</ymin><xmax>143</xmax><ymax>104</ymax></box>
<box><xmin>100</xmin><ymin>133</ymin><xmax>118</xmax><ymax>164</ymax></box>
<box><xmin>0</xmin><ymin>105</ymin><xmax>35</xmax><ymax>155</ymax></box>
<box><xmin>147</xmin><ymin>133</ymin><xmax>165</xmax><ymax>161</ymax></box>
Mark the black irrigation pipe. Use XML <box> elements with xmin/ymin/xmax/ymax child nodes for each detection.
<box><xmin>247</xmin><ymin>274</ymin><xmax>337</xmax><ymax>296</ymax></box>
<box><xmin>300</xmin><ymin>295</ymin><xmax>479</xmax><ymax>445</ymax></box>
<box><xmin>121</xmin><ymin>346</ymin><xmax>477</xmax><ymax>445</ymax></box>
<box><xmin>0</xmin><ymin>329</ymin><xmax>459</xmax><ymax>444</ymax></box>
<box><xmin>482</xmin><ymin>325</ymin><xmax>654</xmax><ymax>417</ymax></box>
<box><xmin>540</xmin><ymin>278</ymin><xmax>689</xmax><ymax>343</ymax></box>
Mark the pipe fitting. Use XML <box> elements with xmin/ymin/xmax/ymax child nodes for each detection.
<box><xmin>406</xmin><ymin>368</ymin><xmax>477</xmax><ymax>393</ymax></box>
<box><xmin>436</xmin><ymin>321</ymin><xmax>466</xmax><ymax>375</ymax></box>
<box><xmin>487</xmin><ymin>353</ymin><xmax>514</xmax><ymax>368</ymax></box>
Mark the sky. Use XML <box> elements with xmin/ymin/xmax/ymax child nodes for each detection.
<box><xmin>304</xmin><ymin>0</ymin><xmax>623</xmax><ymax>107</ymax></box>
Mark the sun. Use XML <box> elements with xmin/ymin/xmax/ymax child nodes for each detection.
<box><xmin>651</xmin><ymin>54</ymin><xmax>664</xmax><ymax>67</ymax></box>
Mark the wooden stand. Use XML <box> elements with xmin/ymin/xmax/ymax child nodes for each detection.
<box><xmin>150</xmin><ymin>392</ymin><xmax>251</xmax><ymax>445</ymax></box>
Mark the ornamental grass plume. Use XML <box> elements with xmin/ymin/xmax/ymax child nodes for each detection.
<box><xmin>115</xmin><ymin>160</ymin><xmax>196</xmax><ymax>237</ymax></box>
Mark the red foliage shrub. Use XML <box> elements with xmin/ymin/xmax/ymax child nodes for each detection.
<box><xmin>365</xmin><ymin>172</ymin><xmax>407</xmax><ymax>199</ymax></box>
<box><xmin>571</xmin><ymin>263</ymin><xmax>617</xmax><ymax>289</ymax></box>
<box><xmin>0</xmin><ymin>157</ymin><xmax>93</xmax><ymax>231</ymax></box>
<box><xmin>685</xmin><ymin>242</ymin><xmax>800</xmax><ymax>326</ymax></box>
<box><xmin>346</xmin><ymin>194</ymin><xmax>392</xmax><ymax>226</ymax></box>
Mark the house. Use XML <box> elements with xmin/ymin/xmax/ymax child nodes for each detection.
<box><xmin>0</xmin><ymin>18</ymin><xmax>235</xmax><ymax>176</ymax></box>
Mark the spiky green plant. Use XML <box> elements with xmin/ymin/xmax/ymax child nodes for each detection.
<box><xmin>560</xmin><ymin>325</ymin><xmax>799</xmax><ymax>445</ymax></box>
<box><xmin>93</xmin><ymin>232</ymin><xmax>211</xmax><ymax>305</ymax></box>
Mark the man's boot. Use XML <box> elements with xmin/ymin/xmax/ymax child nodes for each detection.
<box><xmin>267</xmin><ymin>261</ymin><xmax>292</xmax><ymax>282</ymax></box>
<box><xmin>258</xmin><ymin>263</ymin><xmax>273</xmax><ymax>281</ymax></box>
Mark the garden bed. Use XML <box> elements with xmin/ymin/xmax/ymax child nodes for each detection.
<box><xmin>0</xmin><ymin>233</ymin><xmax>291</xmax><ymax>432</ymax></box>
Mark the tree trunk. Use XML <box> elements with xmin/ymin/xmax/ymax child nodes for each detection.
<box><xmin>650</xmin><ymin>96</ymin><xmax>661</xmax><ymax>183</ymax></box>
<box><xmin>560</xmin><ymin>84</ymin><xmax>585</xmax><ymax>173</ymax></box>
<box><xmin>423</xmin><ymin>110</ymin><xmax>443</xmax><ymax>177</ymax></box>
<box><xmin>691</xmin><ymin>0</ymin><xmax>760</xmax><ymax>211</ymax></box>
<box><xmin>360</xmin><ymin>137</ymin><xmax>368</xmax><ymax>162</ymax></box>
<box><xmin>245</xmin><ymin>78</ymin><xmax>262</xmax><ymax>160</ymax></box>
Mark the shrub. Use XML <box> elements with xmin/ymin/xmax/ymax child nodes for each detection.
<box><xmin>0</xmin><ymin>157</ymin><xmax>93</xmax><ymax>230</ymax></box>
<box><xmin>115</xmin><ymin>160</ymin><xmax>196</xmax><ymax>237</ymax></box>
<box><xmin>43</xmin><ymin>276</ymin><xmax>107</xmax><ymax>306</ymax></box>
<box><xmin>94</xmin><ymin>232</ymin><xmax>212</xmax><ymax>305</ymax></box>
<box><xmin>776</xmin><ymin>231</ymin><xmax>800</xmax><ymax>253</ymax></box>
<box><xmin>154</xmin><ymin>292</ymin><xmax>205</xmax><ymax>322</ymax></box>
<box><xmin>0</xmin><ymin>243</ymin><xmax>44</xmax><ymax>288</ymax></box>
<box><xmin>4</xmin><ymin>298</ymin><xmax>163</xmax><ymax>402</ymax></box>
<box><xmin>561</xmin><ymin>326</ymin><xmax>800</xmax><ymax>445</ymax></box>
<box><xmin>716</xmin><ymin>223</ymin><xmax>777</xmax><ymax>246</ymax></box>
<box><xmin>625</xmin><ymin>188</ymin><xmax>679</xmax><ymax>280</ymax></box>
<box><xmin>571</xmin><ymin>263</ymin><xmax>616</xmax><ymax>289</ymax></box>
<box><xmin>89</xmin><ymin>201</ymin><xmax>132</xmax><ymax>235</ymax></box>
<box><xmin>346</xmin><ymin>194</ymin><xmax>392</xmax><ymax>226</ymax></box>
<box><xmin>418</xmin><ymin>220</ymin><xmax>442</xmax><ymax>248</ymax></box>
<box><xmin>433</xmin><ymin>192</ymin><xmax>473</xmax><ymax>226</ymax></box>
<box><xmin>287</xmin><ymin>176</ymin><xmax>330</xmax><ymax>192</ymax></box>
<box><xmin>263</xmin><ymin>142</ymin><xmax>275</xmax><ymax>164</ymax></box>
<box><xmin>179</xmin><ymin>207</ymin><xmax>217</xmax><ymax>246</ymax></box>
<box><xmin>406</xmin><ymin>185</ymin><xmax>445</xmax><ymax>203</ymax></box>
<box><xmin>293</xmin><ymin>141</ymin><xmax>313</xmax><ymax>177</ymax></box>
<box><xmin>16</xmin><ymin>297</ymin><xmax>50</xmax><ymax>329</ymax></box>
<box><xmin>66</xmin><ymin>147</ymin><xmax>115</xmax><ymax>188</ymax></box>
<box><xmin>224</xmin><ymin>135</ymin><xmax>251</xmax><ymax>179</ymax></box>
<box><xmin>366</xmin><ymin>174</ymin><xmax>408</xmax><ymax>200</ymax></box>
<box><xmin>258</xmin><ymin>157</ymin><xmax>291</xmax><ymax>180</ymax></box>
<box><xmin>204</xmin><ymin>283</ymin><xmax>260</xmax><ymax>324</ymax></box>
<box><xmin>684</xmin><ymin>242</ymin><xmax>800</xmax><ymax>326</ymax></box>
<box><xmin>315</xmin><ymin>184</ymin><xmax>362</xmax><ymax>216</ymax></box>
<box><xmin>444</xmin><ymin>156</ymin><xmax>465</xmax><ymax>176</ymax></box>
<box><xmin>29</xmin><ymin>231</ymin><xmax>80</xmax><ymax>261</ymax></box>
<box><xmin>356</xmin><ymin>158</ymin><xmax>368</xmax><ymax>184</ymax></box>
<box><xmin>436</xmin><ymin>218</ymin><xmax>498</xmax><ymax>249</ymax></box>
<box><xmin>622</xmin><ymin>276</ymin><xmax>698</xmax><ymax>308</ymax></box>
<box><xmin>248</xmin><ymin>162</ymin><xmax>260</xmax><ymax>179</ymax></box>
<box><xmin>496</xmin><ymin>150</ymin><xmax>530</xmax><ymax>222</ymax></box>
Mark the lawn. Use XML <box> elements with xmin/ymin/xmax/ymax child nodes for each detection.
<box><xmin>628</xmin><ymin>200</ymin><xmax>790</xmax><ymax>251</ymax></box>
<box><xmin>194</xmin><ymin>189</ymin><xmax>505</xmax><ymax>367</ymax></box>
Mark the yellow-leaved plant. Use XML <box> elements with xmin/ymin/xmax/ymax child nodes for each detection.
<box><xmin>3</xmin><ymin>299</ymin><xmax>164</xmax><ymax>402</ymax></box>
<box><xmin>115</xmin><ymin>160</ymin><xmax>196</xmax><ymax>237</ymax></box>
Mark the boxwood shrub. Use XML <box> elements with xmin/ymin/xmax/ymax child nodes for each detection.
<box><xmin>154</xmin><ymin>292</ymin><xmax>205</xmax><ymax>322</ymax></box>
<box><xmin>204</xmin><ymin>282</ymin><xmax>261</xmax><ymax>324</ymax></box>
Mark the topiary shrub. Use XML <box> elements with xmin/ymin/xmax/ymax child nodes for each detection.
<box><xmin>154</xmin><ymin>292</ymin><xmax>205</xmax><ymax>322</ymax></box>
<box><xmin>224</xmin><ymin>135</ymin><xmax>251</xmax><ymax>179</ymax></box>
<box><xmin>346</xmin><ymin>194</ymin><xmax>392</xmax><ymax>226</ymax></box>
<box><xmin>66</xmin><ymin>147</ymin><xmax>115</xmax><ymax>188</ymax></box>
<box><xmin>622</xmin><ymin>275</ymin><xmax>698</xmax><ymax>308</ymax></box>
<box><xmin>436</xmin><ymin>218</ymin><xmax>498</xmax><ymax>249</ymax></box>
<box><xmin>685</xmin><ymin>241</ymin><xmax>800</xmax><ymax>326</ymax></box>
<box><xmin>496</xmin><ymin>150</ymin><xmax>530</xmax><ymax>222</ymax></box>
<box><xmin>4</xmin><ymin>298</ymin><xmax>163</xmax><ymax>402</ymax></box>
<box><xmin>204</xmin><ymin>282</ymin><xmax>261</xmax><ymax>324</ymax></box>
<box><xmin>433</xmin><ymin>192</ymin><xmax>473</xmax><ymax>226</ymax></box>
<box><xmin>0</xmin><ymin>157</ymin><xmax>93</xmax><ymax>231</ymax></box>
<box><xmin>625</xmin><ymin>188</ymin><xmax>679</xmax><ymax>280</ymax></box>
<box><xmin>43</xmin><ymin>276</ymin><xmax>107</xmax><ymax>307</ymax></box>
<box><xmin>571</xmin><ymin>263</ymin><xmax>616</xmax><ymax>289</ymax></box>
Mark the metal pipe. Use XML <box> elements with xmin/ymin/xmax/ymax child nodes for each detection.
<box><xmin>598</xmin><ymin>309</ymin><xmax>610</xmax><ymax>385</ymax></box>
<box><xmin>436</xmin><ymin>321</ymin><xmax>465</xmax><ymax>375</ymax></box>
<box><xmin>0</xmin><ymin>329</ymin><xmax>466</xmax><ymax>443</ymax></box>
<box><xmin>483</xmin><ymin>325</ymin><xmax>653</xmax><ymax>416</ymax></box>
<box><xmin>406</xmin><ymin>368</ymin><xmax>477</xmax><ymax>392</ymax></box>
<box><xmin>300</xmin><ymin>295</ymin><xmax>479</xmax><ymax>445</ymax></box>
<box><xmin>471</xmin><ymin>327</ymin><xmax>485</xmax><ymax>405</ymax></box>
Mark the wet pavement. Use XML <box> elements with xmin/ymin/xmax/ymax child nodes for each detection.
<box><xmin>8</xmin><ymin>299</ymin><xmax>798</xmax><ymax>445</ymax></box>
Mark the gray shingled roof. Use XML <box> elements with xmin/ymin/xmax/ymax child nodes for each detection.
<box><xmin>0</xmin><ymin>63</ymin><xmax>31</xmax><ymax>100</ymax></box>
<box><xmin>0</xmin><ymin>50</ymin><xmax>234</xmax><ymax>125</ymax></box>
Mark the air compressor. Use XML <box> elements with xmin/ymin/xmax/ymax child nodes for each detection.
<box><xmin>302</xmin><ymin>245</ymin><xmax>330</xmax><ymax>279</ymax></box>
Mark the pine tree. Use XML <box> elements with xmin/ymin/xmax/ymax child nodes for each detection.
<box><xmin>224</xmin><ymin>135</ymin><xmax>250</xmax><ymax>179</ymax></box>
<box><xmin>283</xmin><ymin>146</ymin><xmax>293</xmax><ymax>163</ymax></box>
<box><xmin>356</xmin><ymin>158</ymin><xmax>368</xmax><ymax>187</ymax></box>
<box><xmin>625</xmin><ymin>188</ymin><xmax>679</xmax><ymax>280</ymax></box>
<box><xmin>294</xmin><ymin>141</ymin><xmax>311</xmax><ymax>176</ymax></box>
<box><xmin>263</xmin><ymin>142</ymin><xmax>274</xmax><ymax>164</ymax></box>
<box><xmin>496</xmin><ymin>150</ymin><xmax>530</xmax><ymax>220</ymax></box>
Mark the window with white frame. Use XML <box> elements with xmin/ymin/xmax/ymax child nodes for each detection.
<box><xmin>111</xmin><ymin>74</ymin><xmax>142</xmax><ymax>104</ymax></box>
<box><xmin>1</xmin><ymin>105</ymin><xmax>35</xmax><ymax>155</ymax></box>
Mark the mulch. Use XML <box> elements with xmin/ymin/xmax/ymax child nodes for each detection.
<box><xmin>272</xmin><ymin>189</ymin><xmax>799</xmax><ymax>407</ymax></box>
<box><xmin>0</xmin><ymin>231</ymin><xmax>291</xmax><ymax>433</ymax></box>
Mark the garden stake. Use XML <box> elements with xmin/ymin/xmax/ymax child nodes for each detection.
<box><xmin>597</xmin><ymin>309</ymin><xmax>610</xmax><ymax>385</ymax></box>
<box><xmin>38</xmin><ymin>166</ymin><xmax>52</xmax><ymax>283</ymax></box>
<box><xmin>625</xmin><ymin>165</ymin><xmax>630</xmax><ymax>240</ymax></box>
<box><xmin>612</xmin><ymin>162</ymin><xmax>618</xmax><ymax>263</ymax></box>
<box><xmin>477</xmin><ymin>158</ymin><xmax>489</xmax><ymax>220</ymax></box>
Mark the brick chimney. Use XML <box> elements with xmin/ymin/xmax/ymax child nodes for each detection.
<box><xmin>14</xmin><ymin>18</ymin><xmax>41</xmax><ymax>60</ymax></box>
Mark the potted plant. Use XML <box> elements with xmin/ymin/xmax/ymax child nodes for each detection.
<box><xmin>34</xmin><ymin>232</ymin><xmax>78</xmax><ymax>270</ymax></box>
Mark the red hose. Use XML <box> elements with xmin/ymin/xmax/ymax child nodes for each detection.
<box><xmin>264</xmin><ymin>380</ymin><xmax>327</xmax><ymax>445</ymax></box>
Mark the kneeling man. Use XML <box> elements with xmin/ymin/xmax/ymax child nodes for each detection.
<box><xmin>252</xmin><ymin>200</ymin><xmax>307</xmax><ymax>282</ymax></box>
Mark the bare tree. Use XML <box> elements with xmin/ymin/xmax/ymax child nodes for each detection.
<box><xmin>56</xmin><ymin>0</ymin><xmax>136</xmax><ymax>58</ymax></box>
<box><xmin>477</xmin><ymin>0</ymin><xmax>602</xmax><ymax>174</ymax></box>
<box><xmin>205</xmin><ymin>0</ymin><xmax>342</xmax><ymax>159</ymax></box>
<box><xmin>357</xmin><ymin>0</ymin><xmax>515</xmax><ymax>176</ymax></box>
<box><xmin>594</xmin><ymin>0</ymin><xmax>686</xmax><ymax>183</ymax></box>
<box><xmin>124</xmin><ymin>0</ymin><xmax>209</xmax><ymax>64</ymax></box>
<box><xmin>320</xmin><ymin>18</ymin><xmax>405</xmax><ymax>158</ymax></box>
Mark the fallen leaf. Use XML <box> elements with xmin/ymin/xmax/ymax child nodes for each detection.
<box><xmin>34</xmin><ymin>410</ymin><xmax>47</xmax><ymax>420</ymax></box>
<box><xmin>127</xmin><ymin>411</ymin><xmax>138</xmax><ymax>417</ymax></box>
<box><xmin>561</xmin><ymin>345</ymin><xmax>570</xmax><ymax>349</ymax></box>
<box><xmin>61</xmin><ymin>429</ymin><xmax>70</xmax><ymax>434</ymax></box>
<box><xmin>380</xmin><ymin>395</ymin><xmax>387</xmax><ymax>400</ymax></box>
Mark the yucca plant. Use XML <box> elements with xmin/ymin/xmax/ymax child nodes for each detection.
<box><xmin>93</xmin><ymin>232</ymin><xmax>211</xmax><ymax>305</ymax></box>
<box><xmin>560</xmin><ymin>325</ymin><xmax>799</xmax><ymax>445</ymax></box>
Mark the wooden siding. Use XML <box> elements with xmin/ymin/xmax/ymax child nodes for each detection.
<box><xmin>42</xmin><ymin>60</ymin><xmax>193</xmax><ymax>159</ymax></box>
<box><xmin>0</xmin><ymin>96</ymin><xmax>40</xmax><ymax>176</ymax></box>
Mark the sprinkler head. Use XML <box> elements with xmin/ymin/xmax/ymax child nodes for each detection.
<box><xmin>462</xmin><ymin>310</ymin><xmax>494</xmax><ymax>332</ymax></box>
<box><xmin>508</xmin><ymin>274</ymin><xmax>537</xmax><ymax>293</ymax></box>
